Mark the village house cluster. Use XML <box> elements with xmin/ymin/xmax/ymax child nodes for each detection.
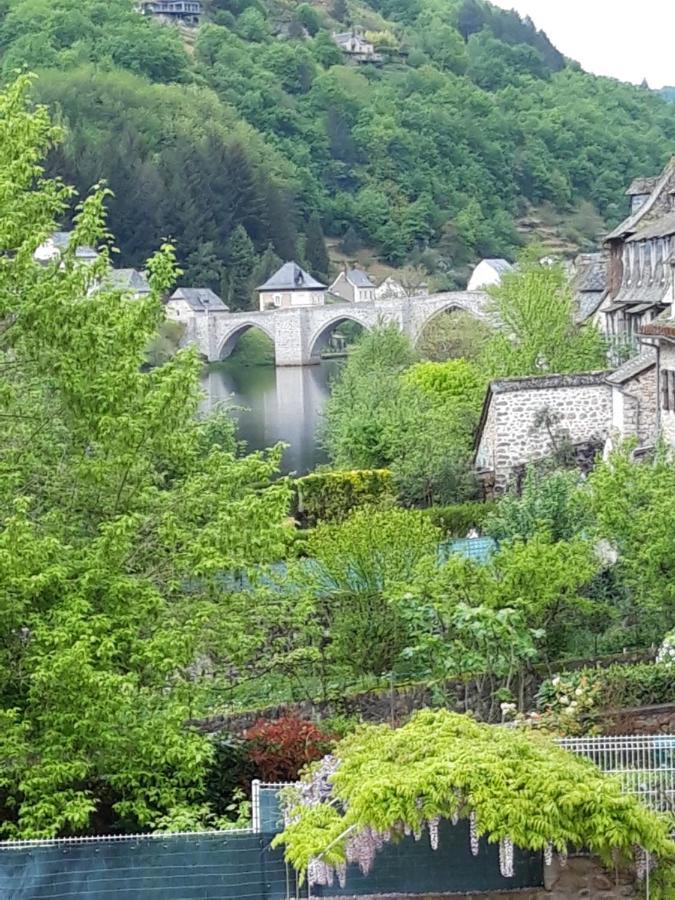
<box><xmin>475</xmin><ymin>156</ymin><xmax>675</xmax><ymax>493</ymax></box>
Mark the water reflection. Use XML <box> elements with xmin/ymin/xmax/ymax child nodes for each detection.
<box><xmin>201</xmin><ymin>360</ymin><xmax>343</xmax><ymax>474</ymax></box>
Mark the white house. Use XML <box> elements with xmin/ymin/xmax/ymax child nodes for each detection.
<box><xmin>332</xmin><ymin>31</ymin><xmax>378</xmax><ymax>61</ymax></box>
<box><xmin>467</xmin><ymin>258</ymin><xmax>513</xmax><ymax>292</ymax></box>
<box><xmin>258</xmin><ymin>262</ymin><xmax>326</xmax><ymax>311</ymax></box>
<box><xmin>34</xmin><ymin>231</ymin><xmax>99</xmax><ymax>266</ymax></box>
<box><xmin>329</xmin><ymin>268</ymin><xmax>375</xmax><ymax>303</ymax></box>
<box><xmin>166</xmin><ymin>287</ymin><xmax>228</xmax><ymax>321</ymax></box>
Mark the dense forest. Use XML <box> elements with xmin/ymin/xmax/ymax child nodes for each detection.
<box><xmin>2</xmin><ymin>0</ymin><xmax>675</xmax><ymax>303</ymax></box>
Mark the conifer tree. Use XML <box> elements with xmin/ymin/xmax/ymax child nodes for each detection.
<box><xmin>304</xmin><ymin>212</ymin><xmax>330</xmax><ymax>282</ymax></box>
<box><xmin>225</xmin><ymin>224</ymin><xmax>257</xmax><ymax>309</ymax></box>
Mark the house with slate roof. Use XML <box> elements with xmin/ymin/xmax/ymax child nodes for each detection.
<box><xmin>467</xmin><ymin>258</ymin><xmax>513</xmax><ymax>292</ymax></box>
<box><xmin>332</xmin><ymin>31</ymin><xmax>380</xmax><ymax>62</ymax></box>
<box><xmin>34</xmin><ymin>231</ymin><xmax>99</xmax><ymax>266</ymax></box>
<box><xmin>570</xmin><ymin>252</ymin><xmax>608</xmax><ymax>324</ymax></box>
<box><xmin>599</xmin><ymin>157</ymin><xmax>675</xmax><ymax>348</ymax></box>
<box><xmin>329</xmin><ymin>268</ymin><xmax>375</xmax><ymax>303</ymax></box>
<box><xmin>258</xmin><ymin>262</ymin><xmax>326</xmax><ymax>311</ymax></box>
<box><xmin>166</xmin><ymin>287</ymin><xmax>228</xmax><ymax>322</ymax></box>
<box><xmin>104</xmin><ymin>268</ymin><xmax>151</xmax><ymax>299</ymax></box>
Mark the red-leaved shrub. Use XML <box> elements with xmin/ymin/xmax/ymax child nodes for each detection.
<box><xmin>244</xmin><ymin>715</ymin><xmax>335</xmax><ymax>782</ymax></box>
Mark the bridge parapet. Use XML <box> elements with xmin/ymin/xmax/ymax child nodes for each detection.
<box><xmin>173</xmin><ymin>291</ymin><xmax>491</xmax><ymax>366</ymax></box>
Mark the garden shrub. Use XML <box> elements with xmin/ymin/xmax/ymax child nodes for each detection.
<box><xmin>420</xmin><ymin>500</ymin><xmax>497</xmax><ymax>536</ymax></box>
<box><xmin>244</xmin><ymin>715</ymin><xmax>335</xmax><ymax>782</ymax></box>
<box><xmin>294</xmin><ymin>469</ymin><xmax>394</xmax><ymax>526</ymax></box>
<box><xmin>536</xmin><ymin>662</ymin><xmax>674</xmax><ymax>733</ymax></box>
<box><xmin>657</xmin><ymin>629</ymin><xmax>675</xmax><ymax>668</ymax></box>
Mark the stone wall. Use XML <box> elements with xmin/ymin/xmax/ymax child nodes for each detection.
<box><xmin>482</xmin><ymin>374</ymin><xmax>612</xmax><ymax>491</ymax></box>
<box><xmin>659</xmin><ymin>342</ymin><xmax>675</xmax><ymax>446</ymax></box>
<box><xmin>629</xmin><ymin>365</ymin><xmax>658</xmax><ymax>444</ymax></box>
<box><xmin>599</xmin><ymin>702</ymin><xmax>675</xmax><ymax>735</ymax></box>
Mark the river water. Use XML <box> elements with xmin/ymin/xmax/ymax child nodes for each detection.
<box><xmin>201</xmin><ymin>360</ymin><xmax>343</xmax><ymax>474</ymax></box>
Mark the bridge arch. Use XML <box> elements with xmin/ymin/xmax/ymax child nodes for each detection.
<box><xmin>216</xmin><ymin>321</ymin><xmax>276</xmax><ymax>361</ymax></box>
<box><xmin>412</xmin><ymin>295</ymin><xmax>494</xmax><ymax>346</ymax></box>
<box><xmin>307</xmin><ymin>313</ymin><xmax>371</xmax><ymax>362</ymax></box>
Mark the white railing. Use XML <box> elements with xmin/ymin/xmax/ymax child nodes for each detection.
<box><xmin>558</xmin><ymin>734</ymin><xmax>675</xmax><ymax>812</ymax></box>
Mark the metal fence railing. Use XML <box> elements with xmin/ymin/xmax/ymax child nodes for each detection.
<box><xmin>558</xmin><ymin>734</ymin><xmax>675</xmax><ymax>813</ymax></box>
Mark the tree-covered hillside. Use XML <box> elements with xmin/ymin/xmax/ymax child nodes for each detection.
<box><xmin>2</xmin><ymin>0</ymin><xmax>675</xmax><ymax>301</ymax></box>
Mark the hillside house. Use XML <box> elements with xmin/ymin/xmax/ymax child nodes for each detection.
<box><xmin>467</xmin><ymin>258</ymin><xmax>513</xmax><ymax>292</ymax></box>
<box><xmin>332</xmin><ymin>31</ymin><xmax>380</xmax><ymax>62</ymax></box>
<box><xmin>258</xmin><ymin>262</ymin><xmax>326</xmax><ymax>310</ymax></box>
<box><xmin>598</xmin><ymin>157</ymin><xmax>675</xmax><ymax>348</ymax></box>
<box><xmin>34</xmin><ymin>231</ymin><xmax>98</xmax><ymax>266</ymax></box>
<box><xmin>166</xmin><ymin>288</ymin><xmax>228</xmax><ymax>321</ymax></box>
<box><xmin>329</xmin><ymin>268</ymin><xmax>375</xmax><ymax>303</ymax></box>
<box><xmin>138</xmin><ymin>1</ymin><xmax>202</xmax><ymax>25</ymax></box>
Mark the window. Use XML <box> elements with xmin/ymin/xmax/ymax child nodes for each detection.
<box><xmin>660</xmin><ymin>369</ymin><xmax>675</xmax><ymax>411</ymax></box>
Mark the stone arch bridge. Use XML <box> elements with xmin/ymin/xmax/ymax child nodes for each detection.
<box><xmin>182</xmin><ymin>291</ymin><xmax>491</xmax><ymax>366</ymax></box>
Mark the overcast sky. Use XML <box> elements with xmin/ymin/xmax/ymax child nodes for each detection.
<box><xmin>490</xmin><ymin>1</ymin><xmax>675</xmax><ymax>88</ymax></box>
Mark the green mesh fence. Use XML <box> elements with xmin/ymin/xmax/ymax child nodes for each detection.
<box><xmin>0</xmin><ymin>831</ymin><xmax>292</xmax><ymax>900</ymax></box>
<box><xmin>0</xmin><ymin>785</ymin><xmax>543</xmax><ymax>899</ymax></box>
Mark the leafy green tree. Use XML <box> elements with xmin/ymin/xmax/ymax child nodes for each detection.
<box><xmin>482</xmin><ymin>254</ymin><xmax>608</xmax><ymax>377</ymax></box>
<box><xmin>417</xmin><ymin>310</ymin><xmax>493</xmax><ymax>361</ymax></box>
<box><xmin>303</xmin><ymin>212</ymin><xmax>330</xmax><ymax>282</ymax></box>
<box><xmin>586</xmin><ymin>447</ymin><xmax>675</xmax><ymax>646</ymax></box>
<box><xmin>486</xmin><ymin>468</ymin><xmax>590</xmax><ymax>544</ymax></box>
<box><xmin>330</xmin><ymin>0</ymin><xmax>349</xmax><ymax>24</ymax></box>
<box><xmin>225</xmin><ymin>224</ymin><xmax>256</xmax><ymax>309</ymax></box>
<box><xmin>0</xmin><ymin>76</ymin><xmax>291</xmax><ymax>839</ymax></box>
<box><xmin>296</xmin><ymin>3</ymin><xmax>322</xmax><ymax>35</ymax></box>
<box><xmin>290</xmin><ymin>509</ymin><xmax>440</xmax><ymax>680</ymax></box>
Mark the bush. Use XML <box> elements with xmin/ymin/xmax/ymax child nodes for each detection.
<box><xmin>536</xmin><ymin>662</ymin><xmax>673</xmax><ymax>727</ymax></box>
<box><xmin>244</xmin><ymin>715</ymin><xmax>335</xmax><ymax>782</ymax></box>
<box><xmin>294</xmin><ymin>469</ymin><xmax>394</xmax><ymax>526</ymax></box>
<box><xmin>420</xmin><ymin>501</ymin><xmax>497</xmax><ymax>536</ymax></box>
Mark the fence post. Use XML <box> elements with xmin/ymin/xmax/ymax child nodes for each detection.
<box><xmin>252</xmin><ymin>779</ymin><xmax>261</xmax><ymax>834</ymax></box>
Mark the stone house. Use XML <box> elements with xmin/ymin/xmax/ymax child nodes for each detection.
<box><xmin>258</xmin><ymin>262</ymin><xmax>326</xmax><ymax>311</ymax></box>
<box><xmin>473</xmin><ymin>357</ymin><xmax>661</xmax><ymax>493</ymax></box>
<box><xmin>34</xmin><ymin>231</ymin><xmax>98</xmax><ymax>265</ymax></box>
<box><xmin>329</xmin><ymin>268</ymin><xmax>375</xmax><ymax>303</ymax></box>
<box><xmin>138</xmin><ymin>0</ymin><xmax>202</xmax><ymax>26</ymax></box>
<box><xmin>598</xmin><ymin>157</ymin><xmax>675</xmax><ymax>347</ymax></box>
<box><xmin>103</xmin><ymin>268</ymin><xmax>151</xmax><ymax>299</ymax></box>
<box><xmin>332</xmin><ymin>31</ymin><xmax>380</xmax><ymax>61</ymax></box>
<box><xmin>166</xmin><ymin>287</ymin><xmax>228</xmax><ymax>320</ymax></box>
<box><xmin>467</xmin><ymin>258</ymin><xmax>513</xmax><ymax>292</ymax></box>
<box><xmin>640</xmin><ymin>293</ymin><xmax>675</xmax><ymax>447</ymax></box>
<box><xmin>474</xmin><ymin>373</ymin><xmax>613</xmax><ymax>494</ymax></box>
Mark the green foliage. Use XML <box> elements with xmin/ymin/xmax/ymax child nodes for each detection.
<box><xmin>303</xmin><ymin>212</ymin><xmax>330</xmax><ymax>282</ymax></box>
<box><xmin>0</xmin><ymin>76</ymin><xmax>292</xmax><ymax>838</ymax></box>
<box><xmin>275</xmin><ymin>710</ymin><xmax>674</xmax><ymax>874</ymax></box>
<box><xmin>586</xmin><ymin>447</ymin><xmax>675</xmax><ymax>645</ymax></box>
<box><xmin>417</xmin><ymin>310</ymin><xmax>493</xmax><ymax>362</ymax></box>
<box><xmin>225</xmin><ymin>224</ymin><xmax>256</xmax><ymax>310</ymax></box>
<box><xmin>482</xmin><ymin>256</ymin><xmax>608</xmax><ymax>377</ymax></box>
<box><xmin>486</xmin><ymin>468</ymin><xmax>589</xmax><ymax>543</ymax></box>
<box><xmin>294</xmin><ymin>469</ymin><xmax>394</xmax><ymax>526</ymax></box>
<box><xmin>323</xmin><ymin>328</ymin><xmax>480</xmax><ymax>506</ymax></box>
<box><xmin>419</xmin><ymin>501</ymin><xmax>496</xmax><ymax>536</ymax></box>
<box><xmin>539</xmin><ymin>663</ymin><xmax>675</xmax><ymax>716</ymax></box>
<box><xmin>2</xmin><ymin>0</ymin><xmax>673</xmax><ymax>276</ymax></box>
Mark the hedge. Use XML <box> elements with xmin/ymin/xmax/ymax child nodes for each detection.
<box><xmin>420</xmin><ymin>501</ymin><xmax>497</xmax><ymax>537</ymax></box>
<box><xmin>294</xmin><ymin>469</ymin><xmax>394</xmax><ymax>526</ymax></box>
